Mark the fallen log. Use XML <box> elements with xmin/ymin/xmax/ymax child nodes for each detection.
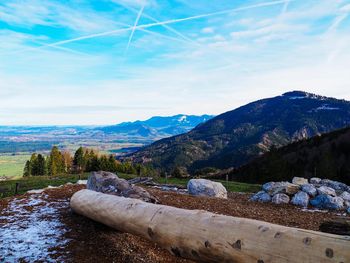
<box><xmin>320</xmin><ymin>217</ymin><xmax>350</xmax><ymax>236</ymax></box>
<box><xmin>70</xmin><ymin>189</ymin><xmax>350</xmax><ymax>263</ymax></box>
<box><xmin>127</xmin><ymin>177</ymin><xmax>154</xmax><ymax>185</ymax></box>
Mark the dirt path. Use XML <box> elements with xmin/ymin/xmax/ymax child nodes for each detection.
<box><xmin>0</xmin><ymin>184</ymin><xmax>348</xmax><ymax>262</ymax></box>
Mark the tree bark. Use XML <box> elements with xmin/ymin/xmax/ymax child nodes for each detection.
<box><xmin>70</xmin><ymin>189</ymin><xmax>350</xmax><ymax>263</ymax></box>
<box><xmin>320</xmin><ymin>217</ymin><xmax>350</xmax><ymax>236</ymax></box>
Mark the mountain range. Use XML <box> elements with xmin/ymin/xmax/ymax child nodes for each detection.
<box><xmin>127</xmin><ymin>91</ymin><xmax>350</xmax><ymax>173</ymax></box>
<box><xmin>95</xmin><ymin>114</ymin><xmax>214</xmax><ymax>138</ymax></box>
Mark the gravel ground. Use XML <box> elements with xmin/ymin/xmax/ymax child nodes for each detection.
<box><xmin>0</xmin><ymin>184</ymin><xmax>348</xmax><ymax>262</ymax></box>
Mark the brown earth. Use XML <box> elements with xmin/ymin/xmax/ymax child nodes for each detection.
<box><xmin>0</xmin><ymin>184</ymin><xmax>348</xmax><ymax>262</ymax></box>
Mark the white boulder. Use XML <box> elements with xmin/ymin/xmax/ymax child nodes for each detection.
<box><xmin>310</xmin><ymin>195</ymin><xmax>344</xmax><ymax>210</ymax></box>
<box><xmin>291</xmin><ymin>191</ymin><xmax>309</xmax><ymax>207</ymax></box>
<box><xmin>187</xmin><ymin>179</ymin><xmax>227</xmax><ymax>199</ymax></box>
<box><xmin>272</xmin><ymin>193</ymin><xmax>290</xmax><ymax>204</ymax></box>
<box><xmin>317</xmin><ymin>186</ymin><xmax>336</xmax><ymax>196</ymax></box>
<box><xmin>301</xmin><ymin>184</ymin><xmax>317</xmax><ymax>197</ymax></box>
<box><xmin>340</xmin><ymin>191</ymin><xmax>350</xmax><ymax>202</ymax></box>
<box><xmin>250</xmin><ymin>191</ymin><xmax>271</xmax><ymax>203</ymax></box>
<box><xmin>310</xmin><ymin>177</ymin><xmax>322</xmax><ymax>184</ymax></box>
<box><xmin>292</xmin><ymin>177</ymin><xmax>308</xmax><ymax>185</ymax></box>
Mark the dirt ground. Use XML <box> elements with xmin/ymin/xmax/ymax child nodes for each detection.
<box><xmin>0</xmin><ymin>184</ymin><xmax>348</xmax><ymax>262</ymax></box>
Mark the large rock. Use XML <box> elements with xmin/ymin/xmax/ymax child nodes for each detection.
<box><xmin>272</xmin><ymin>193</ymin><xmax>289</xmax><ymax>204</ymax></box>
<box><xmin>250</xmin><ymin>191</ymin><xmax>271</xmax><ymax>203</ymax></box>
<box><xmin>340</xmin><ymin>191</ymin><xmax>350</xmax><ymax>202</ymax></box>
<box><xmin>310</xmin><ymin>195</ymin><xmax>344</xmax><ymax>210</ymax></box>
<box><xmin>87</xmin><ymin>171</ymin><xmax>122</xmax><ymax>192</ymax></box>
<box><xmin>187</xmin><ymin>179</ymin><xmax>227</xmax><ymax>199</ymax></box>
<box><xmin>301</xmin><ymin>184</ymin><xmax>317</xmax><ymax>197</ymax></box>
<box><xmin>310</xmin><ymin>177</ymin><xmax>322</xmax><ymax>185</ymax></box>
<box><xmin>292</xmin><ymin>177</ymin><xmax>308</xmax><ymax>186</ymax></box>
<box><xmin>317</xmin><ymin>186</ymin><xmax>336</xmax><ymax>196</ymax></box>
<box><xmin>291</xmin><ymin>191</ymin><xmax>309</xmax><ymax>207</ymax></box>
<box><xmin>262</xmin><ymin>182</ymin><xmax>299</xmax><ymax>195</ymax></box>
<box><xmin>87</xmin><ymin>171</ymin><xmax>158</xmax><ymax>203</ymax></box>
<box><xmin>320</xmin><ymin>179</ymin><xmax>348</xmax><ymax>192</ymax></box>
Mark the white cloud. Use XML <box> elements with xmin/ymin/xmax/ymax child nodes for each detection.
<box><xmin>201</xmin><ymin>27</ymin><xmax>215</xmax><ymax>34</ymax></box>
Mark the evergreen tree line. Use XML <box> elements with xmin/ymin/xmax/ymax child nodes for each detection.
<box><xmin>23</xmin><ymin>146</ymin><xmax>155</xmax><ymax>177</ymax></box>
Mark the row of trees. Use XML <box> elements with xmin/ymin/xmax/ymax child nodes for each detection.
<box><xmin>23</xmin><ymin>146</ymin><xmax>155</xmax><ymax>177</ymax></box>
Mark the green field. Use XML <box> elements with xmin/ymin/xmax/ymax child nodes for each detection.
<box><xmin>0</xmin><ymin>154</ymin><xmax>31</xmax><ymax>179</ymax></box>
<box><xmin>156</xmin><ymin>177</ymin><xmax>261</xmax><ymax>193</ymax></box>
<box><xmin>0</xmin><ymin>173</ymin><xmax>260</xmax><ymax>199</ymax></box>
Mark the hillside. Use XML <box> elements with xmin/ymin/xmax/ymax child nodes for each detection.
<box><xmin>97</xmin><ymin>114</ymin><xmax>213</xmax><ymax>138</ymax></box>
<box><xmin>128</xmin><ymin>91</ymin><xmax>350</xmax><ymax>173</ymax></box>
<box><xmin>230</xmin><ymin>127</ymin><xmax>350</xmax><ymax>184</ymax></box>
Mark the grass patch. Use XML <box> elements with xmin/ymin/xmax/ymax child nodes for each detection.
<box><xmin>155</xmin><ymin>177</ymin><xmax>261</xmax><ymax>193</ymax></box>
<box><xmin>0</xmin><ymin>173</ymin><xmax>260</xmax><ymax>199</ymax></box>
<box><xmin>0</xmin><ymin>172</ymin><xmax>138</xmax><ymax>198</ymax></box>
<box><xmin>0</xmin><ymin>154</ymin><xmax>31</xmax><ymax>179</ymax></box>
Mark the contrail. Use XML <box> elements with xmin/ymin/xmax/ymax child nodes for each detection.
<box><xmin>116</xmin><ymin>1</ymin><xmax>199</xmax><ymax>46</ymax></box>
<box><xmin>281</xmin><ymin>0</ymin><xmax>290</xmax><ymax>15</ymax></box>
<box><xmin>15</xmin><ymin>0</ymin><xmax>292</xmax><ymax>52</ymax></box>
<box><xmin>327</xmin><ymin>13</ymin><xmax>348</xmax><ymax>32</ymax></box>
<box><xmin>126</xmin><ymin>4</ymin><xmax>145</xmax><ymax>53</ymax></box>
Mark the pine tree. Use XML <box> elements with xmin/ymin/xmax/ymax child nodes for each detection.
<box><xmin>73</xmin><ymin>147</ymin><xmax>85</xmax><ymax>173</ymax></box>
<box><xmin>23</xmin><ymin>161</ymin><xmax>31</xmax><ymax>177</ymax></box>
<box><xmin>36</xmin><ymin>154</ymin><xmax>46</xmax><ymax>175</ymax></box>
<box><xmin>108</xmin><ymin>155</ymin><xmax>117</xmax><ymax>172</ymax></box>
<box><xmin>30</xmin><ymin>153</ymin><xmax>39</xmax><ymax>176</ymax></box>
<box><xmin>48</xmin><ymin>146</ymin><xmax>65</xmax><ymax>176</ymax></box>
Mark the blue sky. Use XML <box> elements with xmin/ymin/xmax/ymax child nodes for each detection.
<box><xmin>0</xmin><ymin>0</ymin><xmax>350</xmax><ymax>125</ymax></box>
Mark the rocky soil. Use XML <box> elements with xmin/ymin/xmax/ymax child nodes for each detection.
<box><xmin>0</xmin><ymin>184</ymin><xmax>348</xmax><ymax>262</ymax></box>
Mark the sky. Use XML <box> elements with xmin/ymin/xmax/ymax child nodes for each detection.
<box><xmin>0</xmin><ymin>0</ymin><xmax>350</xmax><ymax>125</ymax></box>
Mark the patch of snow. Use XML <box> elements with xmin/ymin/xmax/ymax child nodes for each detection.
<box><xmin>309</xmin><ymin>104</ymin><xmax>340</xmax><ymax>113</ymax></box>
<box><xmin>46</xmin><ymin>185</ymin><xmax>58</xmax><ymax>189</ymax></box>
<box><xmin>316</xmin><ymin>104</ymin><xmax>339</xmax><ymax>111</ymax></box>
<box><xmin>289</xmin><ymin>96</ymin><xmax>306</xmax><ymax>100</ymax></box>
<box><xmin>300</xmin><ymin>208</ymin><xmax>329</xmax><ymax>213</ymax></box>
<box><xmin>178</xmin><ymin>115</ymin><xmax>187</xmax><ymax>122</ymax></box>
<box><xmin>76</xmin><ymin>180</ymin><xmax>87</xmax><ymax>185</ymax></box>
<box><xmin>0</xmin><ymin>194</ymin><xmax>68</xmax><ymax>262</ymax></box>
<box><xmin>27</xmin><ymin>189</ymin><xmax>45</xmax><ymax>194</ymax></box>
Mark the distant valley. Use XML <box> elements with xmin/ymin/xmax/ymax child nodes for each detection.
<box><xmin>0</xmin><ymin>114</ymin><xmax>212</xmax><ymax>178</ymax></box>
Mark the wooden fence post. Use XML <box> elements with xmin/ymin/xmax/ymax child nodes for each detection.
<box><xmin>15</xmin><ymin>183</ymin><xmax>19</xmax><ymax>195</ymax></box>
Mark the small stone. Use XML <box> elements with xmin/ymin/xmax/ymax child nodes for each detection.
<box><xmin>301</xmin><ymin>184</ymin><xmax>317</xmax><ymax>197</ymax></box>
<box><xmin>250</xmin><ymin>191</ymin><xmax>271</xmax><ymax>202</ymax></box>
<box><xmin>310</xmin><ymin>194</ymin><xmax>344</xmax><ymax>210</ymax></box>
<box><xmin>317</xmin><ymin>186</ymin><xmax>336</xmax><ymax>196</ymax></box>
<box><xmin>272</xmin><ymin>193</ymin><xmax>290</xmax><ymax>204</ymax></box>
<box><xmin>291</xmin><ymin>191</ymin><xmax>309</xmax><ymax>207</ymax></box>
<box><xmin>292</xmin><ymin>177</ymin><xmax>308</xmax><ymax>185</ymax></box>
<box><xmin>310</xmin><ymin>177</ymin><xmax>322</xmax><ymax>184</ymax></box>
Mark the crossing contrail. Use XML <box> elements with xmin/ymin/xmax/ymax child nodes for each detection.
<box><xmin>126</xmin><ymin>4</ymin><xmax>145</xmax><ymax>53</ymax></box>
<box><xmin>14</xmin><ymin>0</ymin><xmax>292</xmax><ymax>52</ymax></box>
<box><xmin>116</xmin><ymin>1</ymin><xmax>199</xmax><ymax>46</ymax></box>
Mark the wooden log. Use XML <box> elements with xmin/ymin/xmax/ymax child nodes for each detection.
<box><xmin>70</xmin><ymin>189</ymin><xmax>350</xmax><ymax>263</ymax></box>
<box><xmin>320</xmin><ymin>217</ymin><xmax>350</xmax><ymax>236</ymax></box>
